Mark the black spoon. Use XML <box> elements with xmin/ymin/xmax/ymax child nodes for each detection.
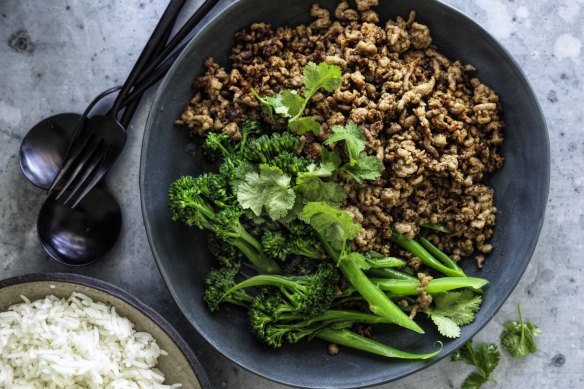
<box><xmin>19</xmin><ymin>113</ymin><xmax>81</xmax><ymax>189</ymax></box>
<box><xmin>19</xmin><ymin>86</ymin><xmax>120</xmax><ymax>189</ymax></box>
<box><xmin>37</xmin><ymin>185</ymin><xmax>122</xmax><ymax>266</ymax></box>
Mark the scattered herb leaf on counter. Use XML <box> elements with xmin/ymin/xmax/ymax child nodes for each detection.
<box><xmin>500</xmin><ymin>303</ymin><xmax>541</xmax><ymax>358</ymax></box>
<box><xmin>452</xmin><ymin>340</ymin><xmax>500</xmax><ymax>389</ymax></box>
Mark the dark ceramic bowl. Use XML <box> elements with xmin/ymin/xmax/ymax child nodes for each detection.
<box><xmin>140</xmin><ymin>0</ymin><xmax>549</xmax><ymax>387</ymax></box>
<box><xmin>0</xmin><ymin>273</ymin><xmax>211</xmax><ymax>389</ymax></box>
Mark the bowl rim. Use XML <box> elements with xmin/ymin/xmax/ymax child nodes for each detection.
<box><xmin>0</xmin><ymin>272</ymin><xmax>212</xmax><ymax>389</ymax></box>
<box><xmin>139</xmin><ymin>0</ymin><xmax>550</xmax><ymax>387</ymax></box>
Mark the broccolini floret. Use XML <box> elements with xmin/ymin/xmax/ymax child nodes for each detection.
<box><xmin>269</xmin><ymin>151</ymin><xmax>312</xmax><ymax>175</ymax></box>
<box><xmin>282</xmin><ymin>256</ymin><xmax>320</xmax><ymax>276</ymax></box>
<box><xmin>202</xmin><ymin>132</ymin><xmax>235</xmax><ymax>161</ymax></box>
<box><xmin>262</xmin><ymin>230</ymin><xmax>322</xmax><ymax>261</ymax></box>
<box><xmin>203</xmin><ymin>262</ymin><xmax>253</xmax><ymax>311</ymax></box>
<box><xmin>224</xmin><ymin>263</ymin><xmax>339</xmax><ymax>318</ymax></box>
<box><xmin>169</xmin><ymin>175</ymin><xmax>280</xmax><ymax>274</ymax></box>
<box><xmin>207</xmin><ymin>234</ymin><xmax>242</xmax><ymax>268</ymax></box>
<box><xmin>203</xmin><ymin>120</ymin><xmax>263</xmax><ymax>161</ymax></box>
<box><xmin>244</xmin><ymin>133</ymin><xmax>300</xmax><ymax>163</ymax></box>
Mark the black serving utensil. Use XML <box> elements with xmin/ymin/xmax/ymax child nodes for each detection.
<box><xmin>19</xmin><ymin>86</ymin><xmax>120</xmax><ymax>190</ymax></box>
<box><xmin>47</xmin><ymin>0</ymin><xmax>190</xmax><ymax>208</ymax></box>
<box><xmin>18</xmin><ymin>0</ymin><xmax>220</xmax><ymax>190</ymax></box>
<box><xmin>33</xmin><ymin>0</ymin><xmax>188</xmax><ymax>265</ymax></box>
<box><xmin>37</xmin><ymin>185</ymin><xmax>122</xmax><ymax>266</ymax></box>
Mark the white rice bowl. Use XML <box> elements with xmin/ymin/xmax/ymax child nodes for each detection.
<box><xmin>0</xmin><ymin>292</ymin><xmax>181</xmax><ymax>388</ymax></box>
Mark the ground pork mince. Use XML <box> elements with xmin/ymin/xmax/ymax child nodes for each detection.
<box><xmin>176</xmin><ymin>0</ymin><xmax>504</xmax><ymax>265</ymax></box>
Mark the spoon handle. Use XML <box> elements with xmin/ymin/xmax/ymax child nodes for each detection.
<box><xmin>119</xmin><ymin>0</ymin><xmax>221</xmax><ymax>110</ymax></box>
<box><xmin>120</xmin><ymin>0</ymin><xmax>180</xmax><ymax>128</ymax></box>
<box><xmin>110</xmin><ymin>0</ymin><xmax>187</xmax><ymax>116</ymax></box>
<box><xmin>131</xmin><ymin>0</ymin><xmax>222</xmax><ymax>88</ymax></box>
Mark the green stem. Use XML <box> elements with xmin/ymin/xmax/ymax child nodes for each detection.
<box><xmin>518</xmin><ymin>303</ymin><xmax>525</xmax><ymax>347</ymax></box>
<box><xmin>232</xmin><ymin>240</ymin><xmax>280</xmax><ymax>275</ymax></box>
<box><xmin>234</xmin><ymin>223</ymin><xmax>280</xmax><ymax>274</ymax></box>
<box><xmin>225</xmin><ymin>274</ymin><xmax>301</xmax><ymax>296</ymax></box>
<box><xmin>366</xmin><ymin>268</ymin><xmax>418</xmax><ymax>281</ymax></box>
<box><xmin>216</xmin><ymin>142</ymin><xmax>230</xmax><ymax>157</ymax></box>
<box><xmin>224</xmin><ymin>292</ymin><xmax>254</xmax><ymax>308</ymax></box>
<box><xmin>237</xmin><ymin>224</ymin><xmax>264</xmax><ymax>253</ymax></box>
<box><xmin>390</xmin><ymin>232</ymin><xmax>465</xmax><ymax>278</ymax></box>
<box><xmin>289</xmin><ymin>94</ymin><xmax>311</xmax><ymax>123</ymax></box>
<box><xmin>301</xmin><ymin>310</ymin><xmax>393</xmax><ymax>326</ymax></box>
<box><xmin>370</xmin><ymin>277</ymin><xmax>488</xmax><ymax>296</ymax></box>
<box><xmin>188</xmin><ymin>199</ymin><xmax>216</xmax><ymax>222</ymax></box>
<box><xmin>418</xmin><ymin>237</ymin><xmax>465</xmax><ymax>275</ymax></box>
<box><xmin>316</xmin><ymin>328</ymin><xmax>442</xmax><ymax>360</ymax></box>
<box><xmin>365</xmin><ymin>257</ymin><xmax>406</xmax><ymax>268</ymax></box>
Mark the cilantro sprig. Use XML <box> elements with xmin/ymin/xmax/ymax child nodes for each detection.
<box><xmin>254</xmin><ymin>62</ymin><xmax>341</xmax><ymax>135</ymax></box>
<box><xmin>426</xmin><ymin>290</ymin><xmax>482</xmax><ymax>338</ymax></box>
<box><xmin>323</xmin><ymin>123</ymin><xmax>384</xmax><ymax>183</ymax></box>
<box><xmin>500</xmin><ymin>303</ymin><xmax>541</xmax><ymax>358</ymax></box>
<box><xmin>295</xmin><ymin>163</ymin><xmax>347</xmax><ymax>206</ymax></box>
<box><xmin>235</xmin><ymin>164</ymin><xmax>296</xmax><ymax>221</ymax></box>
<box><xmin>452</xmin><ymin>340</ymin><xmax>500</xmax><ymax>389</ymax></box>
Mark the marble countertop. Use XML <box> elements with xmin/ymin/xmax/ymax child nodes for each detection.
<box><xmin>1</xmin><ymin>0</ymin><xmax>582</xmax><ymax>387</ymax></box>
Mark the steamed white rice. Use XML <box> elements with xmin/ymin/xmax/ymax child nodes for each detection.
<box><xmin>0</xmin><ymin>292</ymin><xmax>181</xmax><ymax>388</ymax></box>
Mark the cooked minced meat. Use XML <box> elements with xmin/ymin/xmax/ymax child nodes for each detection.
<box><xmin>176</xmin><ymin>1</ymin><xmax>504</xmax><ymax>262</ymax></box>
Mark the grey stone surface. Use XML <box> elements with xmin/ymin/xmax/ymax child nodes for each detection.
<box><xmin>0</xmin><ymin>0</ymin><xmax>582</xmax><ymax>388</ymax></box>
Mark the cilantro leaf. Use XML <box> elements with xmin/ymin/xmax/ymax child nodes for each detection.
<box><xmin>474</xmin><ymin>343</ymin><xmax>500</xmax><ymax>378</ymax></box>
<box><xmin>251</xmin><ymin>90</ymin><xmax>290</xmax><ymax>118</ymax></box>
<box><xmin>451</xmin><ymin>341</ymin><xmax>475</xmax><ymax>365</ymax></box>
<box><xmin>426</xmin><ymin>290</ymin><xmax>482</xmax><ymax>338</ymax></box>
<box><xmin>236</xmin><ymin>165</ymin><xmax>295</xmax><ymax>220</ymax></box>
<box><xmin>297</xmin><ymin>180</ymin><xmax>347</xmax><ymax>206</ymax></box>
<box><xmin>288</xmin><ymin>116</ymin><xmax>321</xmax><ymax>135</ymax></box>
<box><xmin>452</xmin><ymin>341</ymin><xmax>500</xmax><ymax>388</ymax></box>
<box><xmin>324</xmin><ymin>123</ymin><xmax>366</xmax><ymax>165</ymax></box>
<box><xmin>300</xmin><ymin>202</ymin><xmax>362</xmax><ymax>255</ymax></box>
<box><xmin>234</xmin><ymin>160</ymin><xmax>257</xmax><ymax>181</ymax></box>
<box><xmin>341</xmin><ymin>154</ymin><xmax>384</xmax><ymax>183</ymax></box>
<box><xmin>430</xmin><ymin>315</ymin><xmax>461</xmax><ymax>338</ymax></box>
<box><xmin>295</xmin><ymin>163</ymin><xmax>347</xmax><ymax>206</ymax></box>
<box><xmin>280</xmin><ymin>90</ymin><xmax>304</xmax><ymax>118</ymax></box>
<box><xmin>321</xmin><ymin>148</ymin><xmax>342</xmax><ymax>170</ymax></box>
<box><xmin>500</xmin><ymin>303</ymin><xmax>541</xmax><ymax>358</ymax></box>
<box><xmin>452</xmin><ymin>340</ymin><xmax>500</xmax><ymax>389</ymax></box>
<box><xmin>300</xmin><ymin>162</ymin><xmax>336</xmax><ymax>178</ymax></box>
<box><xmin>322</xmin><ymin>123</ymin><xmax>384</xmax><ymax>182</ymax></box>
<box><xmin>462</xmin><ymin>372</ymin><xmax>489</xmax><ymax>389</ymax></box>
<box><xmin>303</xmin><ymin>62</ymin><xmax>342</xmax><ymax>95</ymax></box>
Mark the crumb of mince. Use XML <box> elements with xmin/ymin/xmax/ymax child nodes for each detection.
<box><xmin>177</xmin><ymin>1</ymin><xmax>504</xmax><ymax>263</ymax></box>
